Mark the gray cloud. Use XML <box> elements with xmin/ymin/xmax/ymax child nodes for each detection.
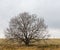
<box><xmin>0</xmin><ymin>0</ymin><xmax>60</xmax><ymax>38</ymax></box>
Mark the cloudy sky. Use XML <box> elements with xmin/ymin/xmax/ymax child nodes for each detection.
<box><xmin>0</xmin><ymin>0</ymin><xmax>60</xmax><ymax>38</ymax></box>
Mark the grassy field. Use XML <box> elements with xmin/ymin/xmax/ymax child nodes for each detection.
<box><xmin>0</xmin><ymin>39</ymin><xmax>60</xmax><ymax>50</ymax></box>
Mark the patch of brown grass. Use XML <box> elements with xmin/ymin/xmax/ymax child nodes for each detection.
<box><xmin>0</xmin><ymin>39</ymin><xmax>60</xmax><ymax>50</ymax></box>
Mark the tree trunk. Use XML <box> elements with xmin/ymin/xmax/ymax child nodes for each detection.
<box><xmin>25</xmin><ymin>42</ymin><xmax>29</xmax><ymax>46</ymax></box>
<box><xmin>24</xmin><ymin>39</ymin><xmax>29</xmax><ymax>46</ymax></box>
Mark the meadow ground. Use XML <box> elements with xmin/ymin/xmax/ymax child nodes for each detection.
<box><xmin>0</xmin><ymin>39</ymin><xmax>60</xmax><ymax>50</ymax></box>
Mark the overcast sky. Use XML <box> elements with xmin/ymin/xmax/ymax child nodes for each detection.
<box><xmin>0</xmin><ymin>0</ymin><xmax>60</xmax><ymax>38</ymax></box>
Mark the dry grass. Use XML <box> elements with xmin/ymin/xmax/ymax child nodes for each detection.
<box><xmin>0</xmin><ymin>39</ymin><xmax>60</xmax><ymax>50</ymax></box>
<box><xmin>0</xmin><ymin>45</ymin><xmax>60</xmax><ymax>50</ymax></box>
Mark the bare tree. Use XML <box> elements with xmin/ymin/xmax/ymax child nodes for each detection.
<box><xmin>5</xmin><ymin>12</ymin><xmax>49</xmax><ymax>46</ymax></box>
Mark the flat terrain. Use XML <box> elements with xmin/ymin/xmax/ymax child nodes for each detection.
<box><xmin>0</xmin><ymin>39</ymin><xmax>60</xmax><ymax>50</ymax></box>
